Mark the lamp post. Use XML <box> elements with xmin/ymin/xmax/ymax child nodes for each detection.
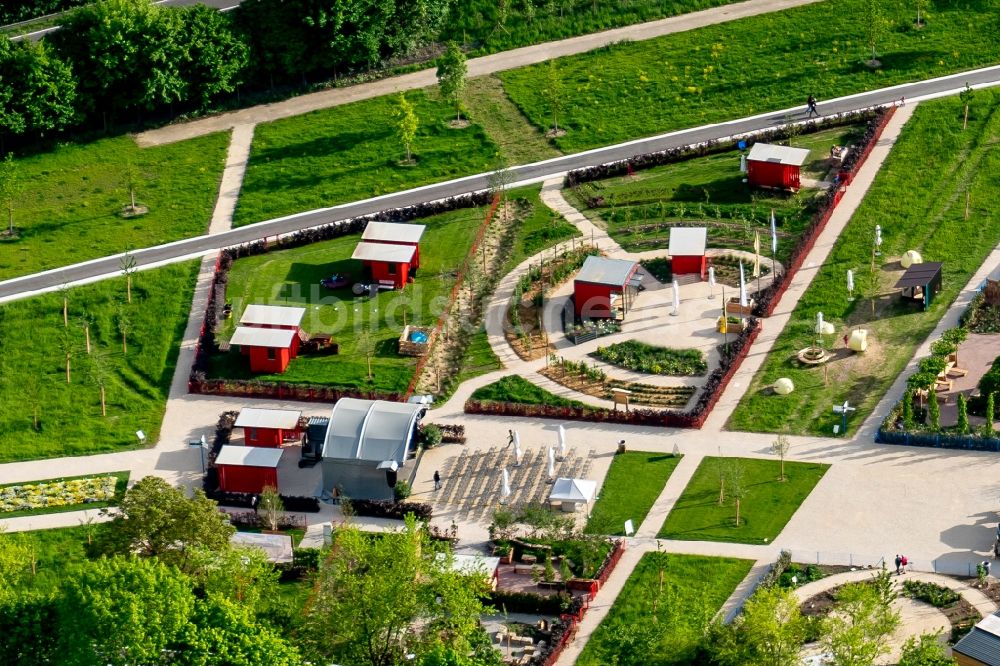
<box><xmin>190</xmin><ymin>434</ymin><xmax>206</xmax><ymax>473</ymax></box>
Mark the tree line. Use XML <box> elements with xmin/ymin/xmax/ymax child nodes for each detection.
<box><xmin>0</xmin><ymin>0</ymin><xmax>453</xmax><ymax>148</ymax></box>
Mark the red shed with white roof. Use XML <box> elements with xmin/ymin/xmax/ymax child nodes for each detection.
<box><xmin>235</xmin><ymin>408</ymin><xmax>303</xmax><ymax>447</ymax></box>
<box><xmin>747</xmin><ymin>143</ymin><xmax>811</xmax><ymax>191</ymax></box>
<box><xmin>229</xmin><ymin>326</ymin><xmax>299</xmax><ymax>374</ymax></box>
<box><xmin>361</xmin><ymin>222</ymin><xmax>426</xmax><ymax>269</ymax></box>
<box><xmin>352</xmin><ymin>241</ymin><xmax>416</xmax><ymax>289</ymax></box>
<box><xmin>215</xmin><ymin>445</ymin><xmax>283</xmax><ymax>494</ymax></box>
<box><xmin>668</xmin><ymin>227</ymin><xmax>708</xmax><ymax>278</ymax></box>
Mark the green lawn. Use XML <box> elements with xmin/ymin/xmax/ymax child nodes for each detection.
<box><xmin>469</xmin><ymin>375</ymin><xmax>586</xmax><ymax>407</ymax></box>
<box><xmin>503</xmin><ymin>186</ymin><xmax>581</xmax><ymax>272</ymax></box>
<box><xmin>0</xmin><ymin>471</ymin><xmax>129</xmax><ymax>518</ymax></box>
<box><xmin>729</xmin><ymin>91</ymin><xmax>1000</xmax><ymax>435</ymax></box>
<box><xmin>0</xmin><ymin>262</ymin><xmax>198</xmax><ymax>462</ymax></box>
<box><xmin>585</xmin><ymin>452</ymin><xmax>682</xmax><ymax>536</ymax></box>
<box><xmin>212</xmin><ymin>206</ymin><xmax>487</xmax><ymax>393</ymax></box>
<box><xmin>565</xmin><ymin>125</ymin><xmax>862</xmax><ymax>261</ymax></box>
<box><xmin>577</xmin><ymin>552</ymin><xmax>754</xmax><ymax>666</ymax></box>
<box><xmin>0</xmin><ymin>133</ymin><xmax>228</xmax><ymax>280</ymax></box>
<box><xmin>461</xmin><ymin>76</ymin><xmax>562</xmax><ymax>165</ymax></box>
<box><xmin>0</xmin><ymin>524</ymin><xmax>111</xmax><ymax>593</ymax></box>
<box><xmin>232</xmin><ymin>89</ymin><xmax>498</xmax><ymax>226</ymax></box>
<box><xmin>500</xmin><ymin>0</ymin><xmax>1000</xmax><ymax>152</ymax></box>
<box><xmin>658</xmin><ymin>456</ymin><xmax>828</xmax><ymax>544</ymax></box>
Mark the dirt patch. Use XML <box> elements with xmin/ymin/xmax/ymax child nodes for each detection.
<box><xmin>448</xmin><ymin>119</ymin><xmax>471</xmax><ymax>129</ymax></box>
<box><xmin>539</xmin><ymin>365</ymin><xmax>694</xmax><ymax>408</ymax></box>
<box><xmin>545</xmin><ymin>128</ymin><xmax>567</xmax><ymax>138</ymax></box>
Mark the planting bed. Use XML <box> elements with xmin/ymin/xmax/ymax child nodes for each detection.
<box><xmin>592</xmin><ymin>340</ymin><xmax>707</xmax><ymax>377</ymax></box>
<box><xmin>539</xmin><ymin>364</ymin><xmax>695</xmax><ymax>408</ymax></box>
<box><xmin>470</xmin><ymin>375</ymin><xmax>586</xmax><ymax>409</ymax></box>
<box><xmin>0</xmin><ymin>472</ymin><xmax>129</xmax><ymax>518</ymax></box>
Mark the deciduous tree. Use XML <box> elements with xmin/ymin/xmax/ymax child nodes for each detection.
<box><xmin>721</xmin><ymin>586</ymin><xmax>806</xmax><ymax>666</ymax></box>
<box><xmin>436</xmin><ymin>42</ymin><xmax>467</xmax><ymax>122</ymax></box>
<box><xmin>898</xmin><ymin>633</ymin><xmax>954</xmax><ymax>666</ymax></box>
<box><xmin>178</xmin><ymin>594</ymin><xmax>302</xmax><ymax>666</ymax></box>
<box><xmin>394</xmin><ymin>92</ymin><xmax>418</xmax><ymax>163</ymax></box>
<box><xmin>863</xmin><ymin>0</ymin><xmax>887</xmax><ymax>67</ymax></box>
<box><xmin>823</xmin><ymin>580</ymin><xmax>900</xmax><ymax>666</ymax></box>
<box><xmin>258</xmin><ymin>485</ymin><xmax>284</xmax><ymax>531</ymax></box>
<box><xmin>178</xmin><ymin>5</ymin><xmax>249</xmax><ymax>108</ymax></box>
<box><xmin>543</xmin><ymin>60</ymin><xmax>564</xmax><ymax>134</ymax></box>
<box><xmin>771</xmin><ymin>434</ymin><xmax>791</xmax><ymax>481</ymax></box>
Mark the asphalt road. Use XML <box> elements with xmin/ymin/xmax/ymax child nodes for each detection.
<box><xmin>2</xmin><ymin>65</ymin><xmax>999</xmax><ymax>302</ymax></box>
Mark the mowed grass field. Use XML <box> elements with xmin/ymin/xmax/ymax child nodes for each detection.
<box><xmin>233</xmin><ymin>90</ymin><xmax>498</xmax><ymax>226</ymax></box>
<box><xmin>585</xmin><ymin>451</ymin><xmax>682</xmax><ymax>536</ymax></box>
<box><xmin>577</xmin><ymin>552</ymin><xmax>754</xmax><ymax>666</ymax></box>
<box><xmin>730</xmin><ymin>92</ymin><xmax>1000</xmax><ymax>435</ymax></box>
<box><xmin>0</xmin><ymin>262</ymin><xmax>198</xmax><ymax>462</ymax></box>
<box><xmin>500</xmin><ymin>0</ymin><xmax>1000</xmax><ymax>152</ymax></box>
<box><xmin>0</xmin><ymin>133</ymin><xmax>228</xmax><ymax>281</ymax></box>
<box><xmin>213</xmin><ymin>206</ymin><xmax>487</xmax><ymax>393</ymax></box>
<box><xmin>658</xmin><ymin>456</ymin><xmax>829</xmax><ymax>543</ymax></box>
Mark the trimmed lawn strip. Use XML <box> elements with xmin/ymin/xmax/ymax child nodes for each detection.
<box><xmin>0</xmin><ymin>471</ymin><xmax>129</xmax><ymax>518</ymax></box>
<box><xmin>592</xmin><ymin>341</ymin><xmax>707</xmax><ymax>376</ymax></box>
<box><xmin>232</xmin><ymin>89</ymin><xmax>498</xmax><ymax>226</ymax></box>
<box><xmin>658</xmin><ymin>456</ymin><xmax>828</xmax><ymax>544</ymax></box>
<box><xmin>729</xmin><ymin>92</ymin><xmax>1000</xmax><ymax>435</ymax></box>
<box><xmin>499</xmin><ymin>0</ymin><xmax>1000</xmax><ymax>152</ymax></box>
<box><xmin>470</xmin><ymin>375</ymin><xmax>586</xmax><ymax>408</ymax></box>
<box><xmin>0</xmin><ymin>132</ymin><xmax>228</xmax><ymax>281</ymax></box>
<box><xmin>584</xmin><ymin>451</ymin><xmax>681</xmax><ymax>536</ymax></box>
<box><xmin>576</xmin><ymin>552</ymin><xmax>754</xmax><ymax>666</ymax></box>
<box><xmin>0</xmin><ymin>261</ymin><xmax>198</xmax><ymax>462</ymax></box>
<box><xmin>462</xmin><ymin>76</ymin><xmax>561</xmax><ymax>164</ymax></box>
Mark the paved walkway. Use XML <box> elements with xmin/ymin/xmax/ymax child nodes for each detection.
<box><xmin>135</xmin><ymin>0</ymin><xmax>825</xmax><ymax>146</ymax></box>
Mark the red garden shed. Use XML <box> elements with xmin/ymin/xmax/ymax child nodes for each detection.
<box><xmin>229</xmin><ymin>326</ymin><xmax>299</xmax><ymax>374</ymax></box>
<box><xmin>668</xmin><ymin>227</ymin><xmax>708</xmax><ymax>278</ymax></box>
<box><xmin>234</xmin><ymin>408</ymin><xmax>303</xmax><ymax>447</ymax></box>
<box><xmin>215</xmin><ymin>445</ymin><xmax>283</xmax><ymax>494</ymax></box>
<box><xmin>573</xmin><ymin>256</ymin><xmax>641</xmax><ymax>319</ymax></box>
<box><xmin>352</xmin><ymin>241</ymin><xmax>416</xmax><ymax>289</ymax></box>
<box><xmin>747</xmin><ymin>143</ymin><xmax>811</xmax><ymax>191</ymax></box>
<box><xmin>239</xmin><ymin>304</ymin><xmax>306</xmax><ymax>331</ymax></box>
<box><xmin>362</xmin><ymin>222</ymin><xmax>427</xmax><ymax>270</ymax></box>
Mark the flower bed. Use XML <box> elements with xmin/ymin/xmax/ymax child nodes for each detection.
<box><xmin>0</xmin><ymin>473</ymin><xmax>128</xmax><ymax>517</ymax></box>
<box><xmin>592</xmin><ymin>341</ymin><xmax>707</xmax><ymax>376</ymax></box>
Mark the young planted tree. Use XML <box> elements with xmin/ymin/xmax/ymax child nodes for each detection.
<box><xmin>927</xmin><ymin>391</ymin><xmax>940</xmax><ymax>431</ymax></box>
<box><xmin>823</xmin><ymin>580</ymin><xmax>900</xmax><ymax>666</ymax></box>
<box><xmin>771</xmin><ymin>434</ymin><xmax>791</xmax><ymax>481</ymax></box>
<box><xmin>725</xmin><ymin>459</ymin><xmax>747</xmax><ymax>527</ymax></box>
<box><xmin>957</xmin><ymin>393</ymin><xmax>970</xmax><ymax>435</ymax></box>
<box><xmin>78</xmin><ymin>312</ymin><xmax>93</xmax><ymax>354</ymax></box>
<box><xmin>863</xmin><ymin>0</ymin><xmax>887</xmax><ymax>67</ymax></box>
<box><xmin>258</xmin><ymin>486</ymin><xmax>284</xmax><ymax>532</ymax></box>
<box><xmin>859</xmin><ymin>264</ymin><xmax>881</xmax><ymax>318</ymax></box>
<box><xmin>902</xmin><ymin>389</ymin><xmax>915</xmax><ymax>430</ymax></box>
<box><xmin>436</xmin><ymin>42</ymin><xmax>467</xmax><ymax>122</ymax></box>
<box><xmin>982</xmin><ymin>392</ymin><xmax>996</xmax><ymax>438</ymax></box>
<box><xmin>119</xmin><ymin>251</ymin><xmax>137</xmax><ymax>304</ymax></box>
<box><xmin>121</xmin><ymin>161</ymin><xmax>143</xmax><ymax>214</ymax></box>
<box><xmin>914</xmin><ymin>0</ymin><xmax>927</xmax><ymax>27</ymax></box>
<box><xmin>59</xmin><ymin>327</ymin><xmax>73</xmax><ymax>383</ymax></box>
<box><xmin>87</xmin><ymin>351</ymin><xmax>110</xmax><ymax>417</ymax></box>
<box><xmin>542</xmin><ymin>61</ymin><xmax>565</xmax><ymax>135</ymax></box>
<box><xmin>58</xmin><ymin>284</ymin><xmax>70</xmax><ymax>327</ymax></box>
<box><xmin>393</xmin><ymin>93</ymin><xmax>418</xmax><ymax>164</ymax></box>
<box><xmin>487</xmin><ymin>153</ymin><xmax>514</xmax><ymax>203</ymax></box>
<box><xmin>899</xmin><ymin>633</ymin><xmax>954</xmax><ymax>666</ymax></box>
<box><xmin>731</xmin><ymin>586</ymin><xmax>806</xmax><ymax>666</ymax></box>
<box><xmin>356</xmin><ymin>330</ymin><xmax>376</xmax><ymax>381</ymax></box>
<box><xmin>942</xmin><ymin>326</ymin><xmax>968</xmax><ymax>365</ymax></box>
<box><xmin>115</xmin><ymin>300</ymin><xmax>132</xmax><ymax>355</ymax></box>
<box><xmin>960</xmin><ymin>84</ymin><xmax>975</xmax><ymax>130</ymax></box>
<box><xmin>0</xmin><ymin>153</ymin><xmax>21</xmax><ymax>236</ymax></box>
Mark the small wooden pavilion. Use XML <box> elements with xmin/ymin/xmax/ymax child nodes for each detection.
<box><xmin>229</xmin><ymin>326</ymin><xmax>299</xmax><ymax>374</ymax></box>
<box><xmin>668</xmin><ymin>227</ymin><xmax>708</xmax><ymax>278</ymax></box>
<box><xmin>234</xmin><ymin>408</ymin><xmax>303</xmax><ymax>447</ymax></box>
<box><xmin>894</xmin><ymin>262</ymin><xmax>942</xmax><ymax>310</ymax></box>
<box><xmin>352</xmin><ymin>241</ymin><xmax>416</xmax><ymax>289</ymax></box>
<box><xmin>573</xmin><ymin>256</ymin><xmax>641</xmax><ymax>319</ymax></box>
<box><xmin>215</xmin><ymin>445</ymin><xmax>283</xmax><ymax>494</ymax></box>
<box><xmin>361</xmin><ymin>222</ymin><xmax>426</xmax><ymax>270</ymax></box>
<box><xmin>747</xmin><ymin>143</ymin><xmax>811</xmax><ymax>191</ymax></box>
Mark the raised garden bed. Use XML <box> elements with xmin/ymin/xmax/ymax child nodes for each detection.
<box><xmin>591</xmin><ymin>340</ymin><xmax>707</xmax><ymax>376</ymax></box>
<box><xmin>540</xmin><ymin>364</ymin><xmax>695</xmax><ymax>408</ymax></box>
<box><xmin>964</xmin><ymin>292</ymin><xmax>1000</xmax><ymax>334</ymax></box>
<box><xmin>0</xmin><ymin>472</ymin><xmax>129</xmax><ymax>517</ymax></box>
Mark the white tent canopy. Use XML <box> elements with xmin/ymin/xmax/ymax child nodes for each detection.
<box><xmin>231</xmin><ymin>532</ymin><xmax>294</xmax><ymax>563</ymax></box>
<box><xmin>549</xmin><ymin>477</ymin><xmax>597</xmax><ymax>503</ymax></box>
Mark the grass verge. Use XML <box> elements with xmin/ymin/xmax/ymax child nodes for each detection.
<box><xmin>729</xmin><ymin>92</ymin><xmax>1000</xmax><ymax>435</ymax></box>
<box><xmin>577</xmin><ymin>552</ymin><xmax>754</xmax><ymax>665</ymax></box>
<box><xmin>0</xmin><ymin>133</ymin><xmax>228</xmax><ymax>281</ymax></box>
<box><xmin>0</xmin><ymin>472</ymin><xmax>129</xmax><ymax>518</ymax></box>
<box><xmin>658</xmin><ymin>456</ymin><xmax>828</xmax><ymax>544</ymax></box>
<box><xmin>470</xmin><ymin>375</ymin><xmax>586</xmax><ymax>407</ymax></box>
<box><xmin>462</xmin><ymin>76</ymin><xmax>562</xmax><ymax>164</ymax></box>
<box><xmin>233</xmin><ymin>89</ymin><xmax>498</xmax><ymax>226</ymax></box>
<box><xmin>500</xmin><ymin>0</ymin><xmax>1000</xmax><ymax>152</ymax></box>
<box><xmin>585</xmin><ymin>451</ymin><xmax>682</xmax><ymax>536</ymax></box>
<box><xmin>0</xmin><ymin>261</ymin><xmax>198</xmax><ymax>462</ymax></box>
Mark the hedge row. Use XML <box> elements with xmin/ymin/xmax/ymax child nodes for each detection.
<box><xmin>349</xmin><ymin>499</ymin><xmax>434</xmax><ymax>522</ymax></box>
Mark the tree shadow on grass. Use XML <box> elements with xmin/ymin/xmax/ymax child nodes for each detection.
<box><xmin>252</xmin><ymin>129</ymin><xmax>389</xmax><ymax>164</ymax></box>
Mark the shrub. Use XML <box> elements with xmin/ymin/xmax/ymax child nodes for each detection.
<box><xmin>901</xmin><ymin>580</ymin><xmax>959</xmax><ymax>608</ymax></box>
<box><xmin>591</xmin><ymin>340</ymin><xmax>707</xmax><ymax>376</ymax></box>
<box><xmin>351</xmin><ymin>499</ymin><xmax>433</xmax><ymax>521</ymax></box>
<box><xmin>394</xmin><ymin>481</ymin><xmax>412</xmax><ymax>501</ymax></box>
<box><xmin>293</xmin><ymin>548</ymin><xmax>322</xmax><ymax>570</ymax></box>
<box><xmin>418</xmin><ymin>423</ymin><xmax>443</xmax><ymax>449</ymax></box>
<box><xmin>485</xmin><ymin>589</ymin><xmax>572</xmax><ymax>615</ymax></box>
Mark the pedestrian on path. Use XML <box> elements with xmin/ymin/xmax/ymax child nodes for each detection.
<box><xmin>900</xmin><ymin>554</ymin><xmax>908</xmax><ymax>574</ymax></box>
<box><xmin>895</xmin><ymin>554</ymin><xmax>902</xmax><ymax>574</ymax></box>
<box><xmin>433</xmin><ymin>470</ymin><xmax>441</xmax><ymax>491</ymax></box>
<box><xmin>506</xmin><ymin>430</ymin><xmax>514</xmax><ymax>448</ymax></box>
<box><xmin>807</xmin><ymin>94</ymin><xmax>820</xmax><ymax>118</ymax></box>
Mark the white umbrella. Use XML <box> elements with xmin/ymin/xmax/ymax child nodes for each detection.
<box><xmin>547</xmin><ymin>447</ymin><xmax>555</xmax><ymax>478</ymax></box>
<box><xmin>847</xmin><ymin>269</ymin><xmax>855</xmax><ymax>300</ymax></box>
<box><xmin>770</xmin><ymin>210</ymin><xmax>778</xmax><ymax>255</ymax></box>
<box><xmin>752</xmin><ymin>230</ymin><xmax>761</xmax><ymax>279</ymax></box>
<box><xmin>816</xmin><ymin>311</ymin><xmax>824</xmax><ymax>335</ymax></box>
<box><xmin>557</xmin><ymin>425</ymin><xmax>567</xmax><ymax>458</ymax></box>
<box><xmin>708</xmin><ymin>266</ymin><xmax>716</xmax><ymax>299</ymax></box>
<box><xmin>514</xmin><ymin>437</ymin><xmax>522</xmax><ymax>466</ymax></box>
<box><xmin>501</xmin><ymin>468</ymin><xmax>511</xmax><ymax>502</ymax></box>
<box><xmin>875</xmin><ymin>224</ymin><xmax>883</xmax><ymax>256</ymax></box>
<box><xmin>739</xmin><ymin>261</ymin><xmax>748</xmax><ymax>307</ymax></box>
<box><xmin>671</xmin><ymin>279</ymin><xmax>681</xmax><ymax>316</ymax></box>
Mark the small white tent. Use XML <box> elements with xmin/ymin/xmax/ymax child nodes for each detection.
<box><xmin>549</xmin><ymin>477</ymin><xmax>598</xmax><ymax>513</ymax></box>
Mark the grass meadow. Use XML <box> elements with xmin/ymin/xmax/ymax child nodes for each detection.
<box><xmin>469</xmin><ymin>375</ymin><xmax>586</xmax><ymax>407</ymax></box>
<box><xmin>0</xmin><ymin>262</ymin><xmax>198</xmax><ymax>462</ymax></box>
<box><xmin>585</xmin><ymin>451</ymin><xmax>682</xmax><ymax>536</ymax></box>
<box><xmin>729</xmin><ymin>91</ymin><xmax>1000</xmax><ymax>435</ymax></box>
<box><xmin>500</xmin><ymin>0</ymin><xmax>1000</xmax><ymax>152</ymax></box>
<box><xmin>0</xmin><ymin>133</ymin><xmax>228</xmax><ymax>280</ymax></box>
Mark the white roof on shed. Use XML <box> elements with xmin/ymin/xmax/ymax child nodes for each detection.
<box><xmin>235</xmin><ymin>408</ymin><xmax>302</xmax><ymax>430</ymax></box>
<box><xmin>549</xmin><ymin>477</ymin><xmax>598</xmax><ymax>503</ymax></box>
<box><xmin>215</xmin><ymin>445</ymin><xmax>283</xmax><ymax>468</ymax></box>
<box><xmin>668</xmin><ymin>227</ymin><xmax>707</xmax><ymax>256</ymax></box>
<box><xmin>229</xmin><ymin>326</ymin><xmax>297</xmax><ymax>349</ymax></box>
<box><xmin>747</xmin><ymin>142</ymin><xmax>811</xmax><ymax>166</ymax></box>
<box><xmin>575</xmin><ymin>256</ymin><xmax>638</xmax><ymax>286</ymax></box>
<box><xmin>240</xmin><ymin>304</ymin><xmax>306</xmax><ymax>328</ymax></box>
<box><xmin>362</xmin><ymin>221</ymin><xmax>426</xmax><ymax>244</ymax></box>
<box><xmin>231</xmin><ymin>532</ymin><xmax>294</xmax><ymax>563</ymax></box>
<box><xmin>352</xmin><ymin>241</ymin><xmax>416</xmax><ymax>263</ymax></box>
<box><xmin>322</xmin><ymin>398</ymin><xmax>424</xmax><ymax>463</ymax></box>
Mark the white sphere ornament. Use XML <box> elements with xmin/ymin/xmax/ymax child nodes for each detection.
<box><xmin>774</xmin><ymin>378</ymin><xmax>795</xmax><ymax>395</ymax></box>
<box><xmin>820</xmin><ymin>321</ymin><xmax>836</xmax><ymax>335</ymax></box>
<box><xmin>900</xmin><ymin>250</ymin><xmax>923</xmax><ymax>268</ymax></box>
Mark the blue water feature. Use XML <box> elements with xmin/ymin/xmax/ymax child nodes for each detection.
<box><xmin>409</xmin><ymin>331</ymin><xmax>428</xmax><ymax>344</ymax></box>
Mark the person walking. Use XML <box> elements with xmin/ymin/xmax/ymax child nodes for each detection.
<box><xmin>433</xmin><ymin>470</ymin><xmax>442</xmax><ymax>491</ymax></box>
<box><xmin>506</xmin><ymin>429</ymin><xmax>514</xmax><ymax>448</ymax></box>
<box><xmin>900</xmin><ymin>554</ymin><xmax>908</xmax><ymax>574</ymax></box>
<box><xmin>894</xmin><ymin>554</ymin><xmax>902</xmax><ymax>575</ymax></box>
<box><xmin>807</xmin><ymin>94</ymin><xmax>820</xmax><ymax>118</ymax></box>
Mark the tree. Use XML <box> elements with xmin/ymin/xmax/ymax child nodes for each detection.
<box><xmin>863</xmin><ymin>0</ymin><xmax>887</xmax><ymax>67</ymax></box>
<box><xmin>86</xmin><ymin>350</ymin><xmax>110</xmax><ymax>416</ymax></box>
<box><xmin>78</xmin><ymin>312</ymin><xmax>93</xmax><ymax>354</ymax></box>
<box><xmin>58</xmin><ymin>283</ymin><xmax>70</xmax><ymax>327</ymax></box>
<box><xmin>95</xmin><ymin>476</ymin><xmax>235</xmax><ymax>571</ymax></box>
<box><xmin>258</xmin><ymin>485</ymin><xmax>285</xmax><ymax>531</ymax></box>
<box><xmin>725</xmin><ymin>459</ymin><xmax>748</xmax><ymax>526</ymax></box>
<box><xmin>187</xmin><ymin>545</ymin><xmax>279</xmax><ymax>607</ymax></box>
<box><xmin>942</xmin><ymin>327</ymin><xmax>968</xmax><ymax>365</ymax></box>
<box><xmin>898</xmin><ymin>633</ymin><xmax>954</xmax><ymax>666</ymax></box>
<box><xmin>0</xmin><ymin>529</ymin><xmax>38</xmax><ymax>596</ymax></box>
<box><xmin>960</xmin><ymin>84</ymin><xmax>975</xmax><ymax>130</ymax></box>
<box><xmin>823</xmin><ymin>580</ymin><xmax>900</xmax><ymax>666</ymax></box>
<box><xmin>59</xmin><ymin>326</ymin><xmax>73</xmax><ymax>383</ymax></box>
<box><xmin>0</xmin><ymin>38</ymin><xmax>77</xmax><ymax>147</ymax></box>
<box><xmin>357</xmin><ymin>330</ymin><xmax>376</xmax><ymax>381</ymax></box>
<box><xmin>0</xmin><ymin>154</ymin><xmax>21</xmax><ymax>236</ymax></box>
<box><xmin>394</xmin><ymin>92</ymin><xmax>418</xmax><ymax>163</ymax></box>
<box><xmin>914</xmin><ymin>0</ymin><xmax>927</xmax><ymax>27</ymax></box>
<box><xmin>728</xmin><ymin>586</ymin><xmax>806</xmax><ymax>666</ymax></box>
<box><xmin>120</xmin><ymin>250</ymin><xmax>137</xmax><ymax>303</ymax></box>
<box><xmin>436</xmin><ymin>42</ymin><xmax>467</xmax><ymax>122</ymax></box>
<box><xmin>487</xmin><ymin>153</ymin><xmax>514</xmax><ymax>203</ymax></box>
<box><xmin>542</xmin><ymin>60</ymin><xmax>564</xmax><ymax>134</ymax></box>
<box><xmin>771</xmin><ymin>434</ymin><xmax>791</xmax><ymax>481</ymax></box>
<box><xmin>957</xmin><ymin>393</ymin><xmax>969</xmax><ymax>434</ymax></box>
<box><xmin>902</xmin><ymin>389</ymin><xmax>915</xmax><ymax>430</ymax></box>
<box><xmin>859</xmin><ymin>264</ymin><xmax>881</xmax><ymax>317</ymax></box>
<box><xmin>178</xmin><ymin>594</ymin><xmax>302</xmax><ymax>666</ymax></box>
<box><xmin>982</xmin><ymin>392</ymin><xmax>995</xmax><ymax>438</ymax></box>
<box><xmin>303</xmin><ymin>517</ymin><xmax>492</xmax><ymax>666</ymax></box>
<box><xmin>121</xmin><ymin>162</ymin><xmax>142</xmax><ymax>214</ymax></box>
<box><xmin>115</xmin><ymin>299</ymin><xmax>132</xmax><ymax>355</ymax></box>
<box><xmin>927</xmin><ymin>391</ymin><xmax>940</xmax><ymax>431</ymax></box>
<box><xmin>57</xmin><ymin>556</ymin><xmax>195</xmax><ymax>666</ymax></box>
<box><xmin>178</xmin><ymin>5</ymin><xmax>249</xmax><ymax>109</ymax></box>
